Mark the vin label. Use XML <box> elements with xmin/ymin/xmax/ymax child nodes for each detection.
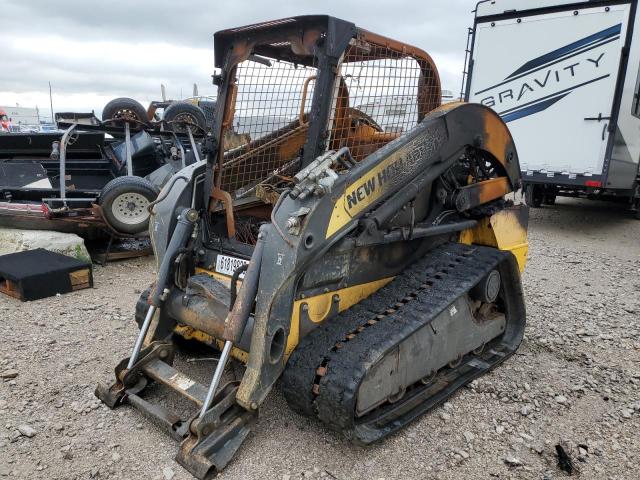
<box><xmin>215</xmin><ymin>254</ymin><xmax>250</xmax><ymax>277</ymax></box>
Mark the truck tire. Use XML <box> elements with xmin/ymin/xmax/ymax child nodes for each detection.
<box><xmin>163</xmin><ymin>102</ymin><xmax>207</xmax><ymax>134</ymax></box>
<box><xmin>99</xmin><ymin>176</ymin><xmax>159</xmax><ymax>235</ymax></box>
<box><xmin>524</xmin><ymin>185</ymin><xmax>543</xmax><ymax>208</ymax></box>
<box><xmin>102</xmin><ymin>98</ymin><xmax>148</xmax><ymax>124</ymax></box>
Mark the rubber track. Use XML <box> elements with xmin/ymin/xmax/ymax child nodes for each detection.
<box><xmin>282</xmin><ymin>242</ymin><xmax>512</xmax><ymax>439</ymax></box>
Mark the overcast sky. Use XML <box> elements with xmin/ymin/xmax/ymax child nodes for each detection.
<box><xmin>0</xmin><ymin>0</ymin><xmax>476</xmax><ymax>119</ymax></box>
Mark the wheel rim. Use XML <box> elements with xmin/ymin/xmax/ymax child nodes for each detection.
<box><xmin>113</xmin><ymin>108</ymin><xmax>142</xmax><ymax>122</ymax></box>
<box><xmin>111</xmin><ymin>192</ymin><xmax>150</xmax><ymax>225</ymax></box>
<box><xmin>171</xmin><ymin>113</ymin><xmax>200</xmax><ymax>133</ymax></box>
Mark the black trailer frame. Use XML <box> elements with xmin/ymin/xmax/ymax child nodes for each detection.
<box><xmin>0</xmin><ymin>113</ymin><xmax>206</xmax><ymax>235</ymax></box>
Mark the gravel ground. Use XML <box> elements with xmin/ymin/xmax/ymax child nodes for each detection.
<box><xmin>1</xmin><ymin>197</ymin><xmax>639</xmax><ymax>480</ymax></box>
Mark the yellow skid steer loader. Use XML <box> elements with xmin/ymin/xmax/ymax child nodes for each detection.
<box><xmin>96</xmin><ymin>15</ymin><xmax>528</xmax><ymax>479</ymax></box>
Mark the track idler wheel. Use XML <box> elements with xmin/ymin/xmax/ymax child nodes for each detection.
<box><xmin>470</xmin><ymin>270</ymin><xmax>501</xmax><ymax>304</ymax></box>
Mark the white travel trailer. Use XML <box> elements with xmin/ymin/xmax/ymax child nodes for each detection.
<box><xmin>465</xmin><ymin>0</ymin><xmax>640</xmax><ymax>216</ymax></box>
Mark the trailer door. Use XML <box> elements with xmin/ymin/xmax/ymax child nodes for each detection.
<box><xmin>468</xmin><ymin>3</ymin><xmax>632</xmax><ymax>178</ymax></box>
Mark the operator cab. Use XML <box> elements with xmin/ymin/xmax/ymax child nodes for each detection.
<box><xmin>206</xmin><ymin>16</ymin><xmax>441</xmax><ymax>247</ymax></box>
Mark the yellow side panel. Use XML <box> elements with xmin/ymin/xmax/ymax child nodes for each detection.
<box><xmin>177</xmin><ymin>273</ymin><xmax>394</xmax><ymax>362</ymax></box>
<box><xmin>285</xmin><ymin>277</ymin><xmax>394</xmax><ymax>356</ymax></box>
<box><xmin>459</xmin><ymin>206</ymin><xmax>529</xmax><ymax>272</ymax></box>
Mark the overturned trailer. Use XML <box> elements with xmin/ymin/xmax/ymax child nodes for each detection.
<box><xmin>0</xmin><ymin>113</ymin><xmax>205</xmax><ymax>236</ymax></box>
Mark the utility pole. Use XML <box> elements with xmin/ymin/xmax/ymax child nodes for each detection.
<box><xmin>48</xmin><ymin>81</ymin><xmax>54</xmax><ymax>123</ymax></box>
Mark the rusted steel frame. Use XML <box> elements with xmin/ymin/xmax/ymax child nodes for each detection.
<box><xmin>211</xmin><ymin>18</ymin><xmax>341</xmax><ymax>200</ymax></box>
<box><xmin>52</xmin><ymin>205</ymin><xmax>104</xmax><ymax>223</ymax></box>
<box><xmin>216</xmin><ymin>82</ymin><xmax>238</xmax><ymax>190</ymax></box>
<box><xmin>355</xmin><ymin>28</ymin><xmax>438</xmax><ymax>67</ymax></box>
<box><xmin>355</xmin><ymin>29</ymin><xmax>442</xmax><ymax>119</ymax></box>
<box><xmin>215</xmin><ymin>24</ymin><xmax>322</xmax><ymax>67</ymax></box>
<box><xmin>209</xmin><ymin>20</ymin><xmax>352</xmax><ymax>219</ymax></box>
<box><xmin>299</xmin><ymin>76</ymin><xmax>317</xmax><ymax>124</ymax></box>
<box><xmin>146</xmin><ymin>103</ymin><xmax>158</xmax><ymax>122</ymax></box>
<box><xmin>458</xmin><ymin>176</ymin><xmax>511</xmax><ymax>210</ymax></box>
<box><xmin>222</xmin><ymin>115</ymin><xmax>308</xmax><ymax>162</ymax></box>
<box><xmin>126</xmin><ymin>392</ymin><xmax>186</xmax><ymax>441</ymax></box>
<box><xmin>222</xmin><ymin>125</ymin><xmax>307</xmax><ymax>170</ymax></box>
<box><xmin>327</xmin><ymin>78</ymin><xmax>352</xmax><ymax>150</ymax></box>
<box><xmin>214</xmin><ymin>26</ymin><xmax>320</xmax><ymax>188</ymax></box>
<box><xmin>210</xmin><ymin>188</ymin><xmax>236</xmax><ymax>238</ymax></box>
<box><xmin>219</xmin><ymin>125</ymin><xmax>307</xmax><ymax>194</ymax></box>
<box><xmin>164</xmin><ymin>290</ymin><xmax>227</xmax><ymax>339</ymax></box>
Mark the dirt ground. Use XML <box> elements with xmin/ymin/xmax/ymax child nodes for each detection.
<box><xmin>1</xmin><ymin>197</ymin><xmax>639</xmax><ymax>480</ymax></box>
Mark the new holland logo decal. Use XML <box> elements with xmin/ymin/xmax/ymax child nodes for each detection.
<box><xmin>344</xmin><ymin>152</ymin><xmax>414</xmax><ymax>214</ymax></box>
<box><xmin>324</xmin><ymin>153</ymin><xmax>404</xmax><ymax>238</ymax></box>
<box><xmin>324</xmin><ymin>124</ymin><xmax>446</xmax><ymax>239</ymax></box>
<box><xmin>325</xmin><ymin>144</ymin><xmax>417</xmax><ymax>239</ymax></box>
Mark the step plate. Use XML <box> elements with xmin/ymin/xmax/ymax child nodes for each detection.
<box><xmin>143</xmin><ymin>359</ymin><xmax>208</xmax><ymax>406</ymax></box>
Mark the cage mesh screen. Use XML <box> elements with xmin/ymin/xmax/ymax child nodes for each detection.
<box><xmin>328</xmin><ymin>43</ymin><xmax>440</xmax><ymax>161</ymax></box>
<box><xmin>220</xmin><ymin>58</ymin><xmax>318</xmax><ymax>196</ymax></box>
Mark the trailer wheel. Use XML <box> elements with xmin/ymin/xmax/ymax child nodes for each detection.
<box><xmin>543</xmin><ymin>194</ymin><xmax>556</xmax><ymax>205</ymax></box>
<box><xmin>99</xmin><ymin>176</ymin><xmax>159</xmax><ymax>235</ymax></box>
<box><xmin>524</xmin><ymin>185</ymin><xmax>543</xmax><ymax>208</ymax></box>
<box><xmin>163</xmin><ymin>102</ymin><xmax>207</xmax><ymax>134</ymax></box>
<box><xmin>102</xmin><ymin>97</ymin><xmax>148</xmax><ymax>124</ymax></box>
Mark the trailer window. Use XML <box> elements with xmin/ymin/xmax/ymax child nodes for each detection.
<box><xmin>633</xmin><ymin>63</ymin><xmax>640</xmax><ymax>118</ymax></box>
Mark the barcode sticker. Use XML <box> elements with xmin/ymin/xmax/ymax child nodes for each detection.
<box><xmin>215</xmin><ymin>254</ymin><xmax>250</xmax><ymax>277</ymax></box>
